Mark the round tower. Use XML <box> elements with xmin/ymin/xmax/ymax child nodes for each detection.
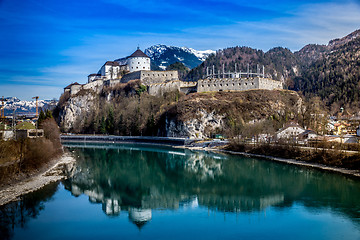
<box><xmin>127</xmin><ymin>47</ymin><xmax>151</xmax><ymax>72</ymax></box>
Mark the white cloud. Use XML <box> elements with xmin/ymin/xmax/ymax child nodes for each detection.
<box><xmin>180</xmin><ymin>1</ymin><xmax>360</xmax><ymax>51</ymax></box>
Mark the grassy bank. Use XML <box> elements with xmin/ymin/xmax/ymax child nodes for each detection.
<box><xmin>0</xmin><ymin>118</ymin><xmax>63</xmax><ymax>186</ymax></box>
<box><xmin>226</xmin><ymin>141</ymin><xmax>360</xmax><ymax>170</ymax></box>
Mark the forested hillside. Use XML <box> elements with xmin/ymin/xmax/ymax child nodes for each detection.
<box><xmin>186</xmin><ymin>29</ymin><xmax>360</xmax><ymax>108</ymax></box>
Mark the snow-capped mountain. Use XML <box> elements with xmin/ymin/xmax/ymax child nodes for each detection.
<box><xmin>145</xmin><ymin>44</ymin><xmax>215</xmax><ymax>70</ymax></box>
<box><xmin>1</xmin><ymin>97</ymin><xmax>57</xmax><ymax>116</ymax></box>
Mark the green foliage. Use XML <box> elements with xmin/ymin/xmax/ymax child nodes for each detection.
<box><xmin>136</xmin><ymin>85</ymin><xmax>147</xmax><ymax>95</ymax></box>
<box><xmin>105</xmin><ymin>107</ymin><xmax>115</xmax><ymax>134</ymax></box>
<box><xmin>16</xmin><ymin>122</ymin><xmax>36</xmax><ymax>130</ymax></box>
<box><xmin>38</xmin><ymin>109</ymin><xmax>53</xmax><ymax>127</ymax></box>
<box><xmin>100</xmin><ymin>117</ymin><xmax>106</xmax><ymax>134</ymax></box>
<box><xmin>186</xmin><ymin>46</ymin><xmax>299</xmax><ymax>81</ymax></box>
<box><xmin>167</xmin><ymin>62</ymin><xmax>190</xmax><ymax>80</ymax></box>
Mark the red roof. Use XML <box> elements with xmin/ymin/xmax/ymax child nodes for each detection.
<box><xmin>127</xmin><ymin>48</ymin><xmax>150</xmax><ymax>58</ymax></box>
<box><xmin>105</xmin><ymin>61</ymin><xmax>120</xmax><ymax>66</ymax></box>
<box><xmin>64</xmin><ymin>82</ymin><xmax>80</xmax><ymax>89</ymax></box>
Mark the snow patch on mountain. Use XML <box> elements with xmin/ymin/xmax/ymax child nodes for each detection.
<box><xmin>2</xmin><ymin>97</ymin><xmax>57</xmax><ymax>116</ymax></box>
<box><xmin>145</xmin><ymin>44</ymin><xmax>215</xmax><ymax>69</ymax></box>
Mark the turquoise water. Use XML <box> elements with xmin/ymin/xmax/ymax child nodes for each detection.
<box><xmin>1</xmin><ymin>143</ymin><xmax>360</xmax><ymax>239</ymax></box>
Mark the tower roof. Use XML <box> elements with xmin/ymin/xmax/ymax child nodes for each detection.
<box><xmin>127</xmin><ymin>48</ymin><xmax>150</xmax><ymax>58</ymax></box>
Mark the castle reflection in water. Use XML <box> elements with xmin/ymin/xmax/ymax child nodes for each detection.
<box><xmin>61</xmin><ymin>142</ymin><xmax>360</xmax><ymax>229</ymax></box>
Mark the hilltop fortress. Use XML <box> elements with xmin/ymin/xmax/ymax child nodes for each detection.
<box><xmin>64</xmin><ymin>48</ymin><xmax>283</xmax><ymax>96</ymax></box>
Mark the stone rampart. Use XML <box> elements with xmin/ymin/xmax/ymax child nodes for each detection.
<box><xmin>140</xmin><ymin>71</ymin><xmax>178</xmax><ymax>85</ymax></box>
<box><xmin>148</xmin><ymin>81</ymin><xmax>181</xmax><ymax>96</ymax></box>
<box><xmin>120</xmin><ymin>71</ymin><xmax>141</xmax><ymax>83</ymax></box>
<box><xmin>120</xmin><ymin>70</ymin><xmax>179</xmax><ymax>85</ymax></box>
<box><xmin>197</xmin><ymin>77</ymin><xmax>283</xmax><ymax>92</ymax></box>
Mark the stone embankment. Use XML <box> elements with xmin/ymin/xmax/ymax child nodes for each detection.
<box><xmin>60</xmin><ymin>135</ymin><xmax>198</xmax><ymax>146</ymax></box>
<box><xmin>0</xmin><ymin>153</ymin><xmax>76</xmax><ymax>206</ymax></box>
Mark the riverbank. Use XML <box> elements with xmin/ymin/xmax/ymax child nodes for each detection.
<box><xmin>66</xmin><ymin>137</ymin><xmax>360</xmax><ymax>178</ymax></box>
<box><xmin>61</xmin><ymin>134</ymin><xmax>198</xmax><ymax>146</ymax></box>
<box><xmin>0</xmin><ymin>152</ymin><xmax>76</xmax><ymax>206</ymax></box>
<box><xmin>185</xmin><ymin>142</ymin><xmax>360</xmax><ymax>178</ymax></box>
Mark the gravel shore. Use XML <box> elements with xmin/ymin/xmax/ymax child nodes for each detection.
<box><xmin>0</xmin><ymin>153</ymin><xmax>76</xmax><ymax>206</ymax></box>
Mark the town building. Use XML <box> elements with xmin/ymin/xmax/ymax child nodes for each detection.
<box><xmin>275</xmin><ymin>122</ymin><xmax>306</xmax><ymax>141</ymax></box>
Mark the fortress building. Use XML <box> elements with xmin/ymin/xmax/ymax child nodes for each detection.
<box><xmin>127</xmin><ymin>48</ymin><xmax>151</xmax><ymax>72</ymax></box>
<box><xmin>66</xmin><ymin>48</ymin><xmax>284</xmax><ymax>96</ymax></box>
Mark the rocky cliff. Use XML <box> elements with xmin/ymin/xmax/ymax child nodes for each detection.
<box><xmin>55</xmin><ymin>81</ymin><xmax>303</xmax><ymax>139</ymax></box>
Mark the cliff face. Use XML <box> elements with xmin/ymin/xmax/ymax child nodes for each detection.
<box><xmin>158</xmin><ymin>90</ymin><xmax>303</xmax><ymax>138</ymax></box>
<box><xmin>58</xmin><ymin>90</ymin><xmax>98</xmax><ymax>132</ymax></box>
<box><xmin>56</xmin><ymin>80</ymin><xmax>303</xmax><ymax>139</ymax></box>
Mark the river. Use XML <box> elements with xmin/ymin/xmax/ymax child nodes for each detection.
<box><xmin>1</xmin><ymin>142</ymin><xmax>360</xmax><ymax>239</ymax></box>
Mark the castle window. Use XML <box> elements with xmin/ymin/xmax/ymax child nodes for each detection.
<box><xmin>252</xmin><ymin>83</ymin><xmax>254</xmax><ymax>85</ymax></box>
<box><xmin>136</xmin><ymin>67</ymin><xmax>138</xmax><ymax>69</ymax></box>
<box><xmin>143</xmin><ymin>67</ymin><xmax>145</xmax><ymax>69</ymax></box>
<box><xmin>138</xmin><ymin>62</ymin><xmax>140</xmax><ymax>64</ymax></box>
<box><xmin>232</xmin><ymin>83</ymin><xmax>234</xmax><ymax>86</ymax></box>
<box><xmin>226</xmin><ymin>84</ymin><xmax>228</xmax><ymax>86</ymax></box>
<box><xmin>208</xmin><ymin>84</ymin><xmax>210</xmax><ymax>87</ymax></box>
<box><xmin>202</xmin><ymin>85</ymin><xmax>204</xmax><ymax>87</ymax></box>
<box><xmin>214</xmin><ymin>84</ymin><xmax>216</xmax><ymax>87</ymax></box>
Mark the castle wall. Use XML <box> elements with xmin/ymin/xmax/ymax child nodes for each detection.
<box><xmin>82</xmin><ymin>80</ymin><xmax>104</xmax><ymax>93</ymax></box>
<box><xmin>180</xmin><ymin>81</ymin><xmax>197</xmax><ymax>94</ymax></box>
<box><xmin>140</xmin><ymin>71</ymin><xmax>178</xmax><ymax>85</ymax></box>
<box><xmin>121</xmin><ymin>71</ymin><xmax>179</xmax><ymax>85</ymax></box>
<box><xmin>258</xmin><ymin>78</ymin><xmax>283</xmax><ymax>90</ymax></box>
<box><xmin>104</xmin><ymin>79</ymin><xmax>121</xmax><ymax>87</ymax></box>
<box><xmin>197</xmin><ymin>77</ymin><xmax>282</xmax><ymax>92</ymax></box>
<box><xmin>70</xmin><ymin>84</ymin><xmax>82</xmax><ymax>95</ymax></box>
<box><xmin>148</xmin><ymin>81</ymin><xmax>181</xmax><ymax>96</ymax></box>
<box><xmin>121</xmin><ymin>71</ymin><xmax>141</xmax><ymax>83</ymax></box>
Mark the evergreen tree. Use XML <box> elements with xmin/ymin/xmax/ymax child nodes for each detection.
<box><xmin>105</xmin><ymin>107</ymin><xmax>115</xmax><ymax>135</ymax></box>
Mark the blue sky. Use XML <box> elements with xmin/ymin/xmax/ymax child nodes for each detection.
<box><xmin>0</xmin><ymin>0</ymin><xmax>359</xmax><ymax>100</ymax></box>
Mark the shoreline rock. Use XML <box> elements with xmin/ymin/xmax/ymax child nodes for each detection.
<box><xmin>0</xmin><ymin>152</ymin><xmax>76</xmax><ymax>206</ymax></box>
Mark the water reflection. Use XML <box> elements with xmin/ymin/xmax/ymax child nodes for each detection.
<box><xmin>0</xmin><ymin>183</ymin><xmax>59</xmax><ymax>240</ymax></box>
<box><xmin>63</xmin><ymin>143</ymin><xmax>360</xmax><ymax>227</ymax></box>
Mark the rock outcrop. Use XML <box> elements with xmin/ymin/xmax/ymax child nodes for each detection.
<box><xmin>58</xmin><ymin>90</ymin><xmax>98</xmax><ymax>132</ymax></box>
<box><xmin>56</xmin><ymin>81</ymin><xmax>303</xmax><ymax>139</ymax></box>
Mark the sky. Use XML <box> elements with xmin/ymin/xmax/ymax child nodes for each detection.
<box><xmin>0</xmin><ymin>0</ymin><xmax>359</xmax><ymax>100</ymax></box>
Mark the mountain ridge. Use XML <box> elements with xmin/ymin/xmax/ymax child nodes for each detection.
<box><xmin>2</xmin><ymin>97</ymin><xmax>57</xmax><ymax>116</ymax></box>
<box><xmin>186</xmin><ymin>29</ymin><xmax>360</xmax><ymax>107</ymax></box>
<box><xmin>144</xmin><ymin>44</ymin><xmax>215</xmax><ymax>70</ymax></box>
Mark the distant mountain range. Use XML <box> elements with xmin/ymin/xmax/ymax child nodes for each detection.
<box><xmin>2</xmin><ymin>97</ymin><xmax>57</xmax><ymax>116</ymax></box>
<box><xmin>186</xmin><ymin>29</ymin><xmax>360</xmax><ymax>106</ymax></box>
<box><xmin>144</xmin><ymin>44</ymin><xmax>215</xmax><ymax>70</ymax></box>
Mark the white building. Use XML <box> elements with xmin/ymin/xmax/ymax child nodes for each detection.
<box><xmin>276</xmin><ymin>122</ymin><xmax>306</xmax><ymax>141</ymax></box>
<box><xmin>127</xmin><ymin>48</ymin><xmax>151</xmax><ymax>72</ymax></box>
<box><xmin>87</xmin><ymin>48</ymin><xmax>151</xmax><ymax>83</ymax></box>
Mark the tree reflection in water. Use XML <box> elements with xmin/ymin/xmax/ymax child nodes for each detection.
<box><xmin>0</xmin><ymin>183</ymin><xmax>59</xmax><ymax>240</ymax></box>
<box><xmin>63</xmin><ymin>143</ymin><xmax>360</xmax><ymax>227</ymax></box>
